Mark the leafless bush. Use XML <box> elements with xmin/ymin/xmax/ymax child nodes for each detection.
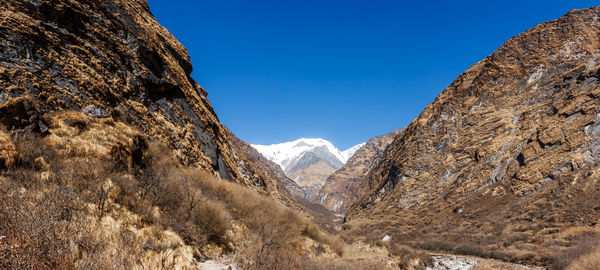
<box><xmin>1</xmin><ymin>134</ymin><xmax>357</xmax><ymax>269</ymax></box>
<box><xmin>378</xmin><ymin>240</ymin><xmax>432</xmax><ymax>269</ymax></box>
<box><xmin>553</xmin><ymin>233</ymin><xmax>600</xmax><ymax>270</ymax></box>
<box><xmin>567</xmin><ymin>247</ymin><xmax>600</xmax><ymax>270</ymax></box>
<box><xmin>0</xmin><ymin>180</ymin><xmax>79</xmax><ymax>269</ymax></box>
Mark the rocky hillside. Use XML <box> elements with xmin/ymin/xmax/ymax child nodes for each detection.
<box><xmin>0</xmin><ymin>0</ymin><xmax>288</xmax><ymax>198</ymax></box>
<box><xmin>0</xmin><ymin>0</ymin><xmax>371</xmax><ymax>268</ymax></box>
<box><xmin>319</xmin><ymin>129</ymin><xmax>403</xmax><ymax>214</ymax></box>
<box><xmin>345</xmin><ymin>6</ymin><xmax>600</xmax><ymax>266</ymax></box>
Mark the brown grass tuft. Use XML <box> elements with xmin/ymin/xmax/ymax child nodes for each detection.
<box><xmin>567</xmin><ymin>247</ymin><xmax>600</xmax><ymax>270</ymax></box>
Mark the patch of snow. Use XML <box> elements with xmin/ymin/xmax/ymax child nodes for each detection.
<box><xmin>341</xmin><ymin>142</ymin><xmax>365</xmax><ymax>162</ymax></box>
<box><xmin>332</xmin><ymin>200</ymin><xmax>343</xmax><ymax>212</ymax></box>
<box><xmin>334</xmin><ymin>213</ymin><xmax>345</xmax><ymax>218</ymax></box>
<box><xmin>82</xmin><ymin>104</ymin><xmax>109</xmax><ymax>118</ymax></box>
<box><xmin>319</xmin><ymin>193</ymin><xmax>329</xmax><ymax>204</ymax></box>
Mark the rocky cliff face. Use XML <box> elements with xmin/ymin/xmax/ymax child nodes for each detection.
<box><xmin>319</xmin><ymin>129</ymin><xmax>403</xmax><ymax>213</ymax></box>
<box><xmin>287</xmin><ymin>157</ymin><xmax>338</xmax><ymax>201</ymax></box>
<box><xmin>0</xmin><ymin>0</ymin><xmax>284</xmax><ymax>196</ymax></box>
<box><xmin>346</xmin><ymin>7</ymin><xmax>600</xmax><ymax>264</ymax></box>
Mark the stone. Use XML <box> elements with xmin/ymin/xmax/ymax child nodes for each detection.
<box><xmin>82</xmin><ymin>104</ymin><xmax>109</xmax><ymax>118</ymax></box>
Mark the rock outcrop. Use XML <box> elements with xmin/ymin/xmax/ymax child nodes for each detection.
<box><xmin>319</xmin><ymin>129</ymin><xmax>403</xmax><ymax>213</ymax></box>
<box><xmin>0</xmin><ymin>0</ymin><xmax>285</xmax><ymax>196</ymax></box>
<box><xmin>287</xmin><ymin>157</ymin><xmax>338</xmax><ymax>201</ymax></box>
<box><xmin>346</xmin><ymin>6</ymin><xmax>600</xmax><ymax>264</ymax></box>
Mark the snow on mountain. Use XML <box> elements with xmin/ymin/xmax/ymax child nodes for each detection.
<box><xmin>251</xmin><ymin>138</ymin><xmax>365</xmax><ymax>172</ymax></box>
<box><xmin>341</xmin><ymin>143</ymin><xmax>365</xmax><ymax>163</ymax></box>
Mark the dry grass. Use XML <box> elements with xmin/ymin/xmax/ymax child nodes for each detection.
<box><xmin>0</xmin><ymin>128</ymin><xmax>17</xmax><ymax>168</ymax></box>
<box><xmin>379</xmin><ymin>241</ymin><xmax>432</xmax><ymax>270</ymax></box>
<box><xmin>0</xmin><ymin>116</ymin><xmax>372</xmax><ymax>269</ymax></box>
<box><xmin>567</xmin><ymin>247</ymin><xmax>600</xmax><ymax>270</ymax></box>
<box><xmin>553</xmin><ymin>231</ymin><xmax>600</xmax><ymax>270</ymax></box>
<box><xmin>0</xmin><ymin>130</ymin><xmax>195</xmax><ymax>269</ymax></box>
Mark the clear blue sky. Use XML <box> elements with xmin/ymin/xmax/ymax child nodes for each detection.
<box><xmin>148</xmin><ymin>0</ymin><xmax>597</xmax><ymax>150</ymax></box>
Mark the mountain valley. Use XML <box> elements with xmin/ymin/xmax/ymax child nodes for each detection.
<box><xmin>1</xmin><ymin>0</ymin><xmax>600</xmax><ymax>269</ymax></box>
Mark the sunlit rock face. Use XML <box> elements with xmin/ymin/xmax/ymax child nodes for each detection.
<box><xmin>0</xmin><ymin>0</ymin><xmax>291</xmax><ymax>199</ymax></box>
<box><xmin>318</xmin><ymin>129</ymin><xmax>403</xmax><ymax>213</ymax></box>
<box><xmin>346</xmin><ymin>7</ymin><xmax>600</xmax><ymax>263</ymax></box>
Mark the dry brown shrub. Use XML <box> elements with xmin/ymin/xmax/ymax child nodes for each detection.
<box><xmin>0</xmin><ymin>180</ymin><xmax>79</xmax><ymax>269</ymax></box>
<box><xmin>554</xmin><ymin>232</ymin><xmax>600</xmax><ymax>270</ymax></box>
<box><xmin>1</xmin><ymin>132</ymin><xmax>358</xmax><ymax>269</ymax></box>
<box><xmin>378</xmin><ymin>241</ymin><xmax>432</xmax><ymax>269</ymax></box>
<box><xmin>0</xmin><ymin>135</ymin><xmax>197</xmax><ymax>269</ymax></box>
<box><xmin>567</xmin><ymin>248</ymin><xmax>600</xmax><ymax>270</ymax></box>
<box><xmin>11</xmin><ymin>131</ymin><xmax>57</xmax><ymax>169</ymax></box>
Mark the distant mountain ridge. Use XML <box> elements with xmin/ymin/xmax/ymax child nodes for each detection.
<box><xmin>252</xmin><ymin>138</ymin><xmax>364</xmax><ymax>200</ymax></box>
<box><xmin>253</xmin><ymin>138</ymin><xmax>363</xmax><ymax>173</ymax></box>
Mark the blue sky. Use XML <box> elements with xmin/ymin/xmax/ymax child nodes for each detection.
<box><xmin>148</xmin><ymin>0</ymin><xmax>597</xmax><ymax>149</ymax></box>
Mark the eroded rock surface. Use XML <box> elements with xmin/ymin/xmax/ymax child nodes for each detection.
<box><xmin>0</xmin><ymin>0</ymin><xmax>285</xmax><ymax>196</ymax></box>
<box><xmin>319</xmin><ymin>129</ymin><xmax>403</xmax><ymax>213</ymax></box>
<box><xmin>346</xmin><ymin>6</ymin><xmax>600</xmax><ymax>265</ymax></box>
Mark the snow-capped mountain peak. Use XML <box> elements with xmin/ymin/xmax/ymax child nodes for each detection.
<box><xmin>340</xmin><ymin>142</ymin><xmax>365</xmax><ymax>163</ymax></box>
<box><xmin>251</xmin><ymin>138</ymin><xmax>364</xmax><ymax>172</ymax></box>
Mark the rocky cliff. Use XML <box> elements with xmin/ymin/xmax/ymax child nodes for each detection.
<box><xmin>346</xmin><ymin>7</ymin><xmax>600</xmax><ymax>265</ymax></box>
<box><xmin>0</xmin><ymin>1</ymin><xmax>355</xmax><ymax>268</ymax></box>
<box><xmin>0</xmin><ymin>0</ymin><xmax>285</xmax><ymax>197</ymax></box>
<box><xmin>287</xmin><ymin>157</ymin><xmax>338</xmax><ymax>201</ymax></box>
<box><xmin>319</xmin><ymin>129</ymin><xmax>403</xmax><ymax>213</ymax></box>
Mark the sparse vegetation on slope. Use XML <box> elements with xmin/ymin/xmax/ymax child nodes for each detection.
<box><xmin>343</xmin><ymin>6</ymin><xmax>600</xmax><ymax>268</ymax></box>
<box><xmin>0</xmin><ymin>113</ymin><xmax>419</xmax><ymax>269</ymax></box>
<box><xmin>567</xmin><ymin>247</ymin><xmax>600</xmax><ymax>270</ymax></box>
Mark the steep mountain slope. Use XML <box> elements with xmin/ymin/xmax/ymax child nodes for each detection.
<box><xmin>0</xmin><ymin>0</ymin><xmax>366</xmax><ymax>268</ymax></box>
<box><xmin>253</xmin><ymin>138</ymin><xmax>364</xmax><ymax>200</ymax></box>
<box><xmin>319</xmin><ymin>129</ymin><xmax>403</xmax><ymax>213</ymax></box>
<box><xmin>0</xmin><ymin>0</ymin><xmax>287</xmax><ymax>198</ymax></box>
<box><xmin>346</xmin><ymin>7</ymin><xmax>600</xmax><ymax>265</ymax></box>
